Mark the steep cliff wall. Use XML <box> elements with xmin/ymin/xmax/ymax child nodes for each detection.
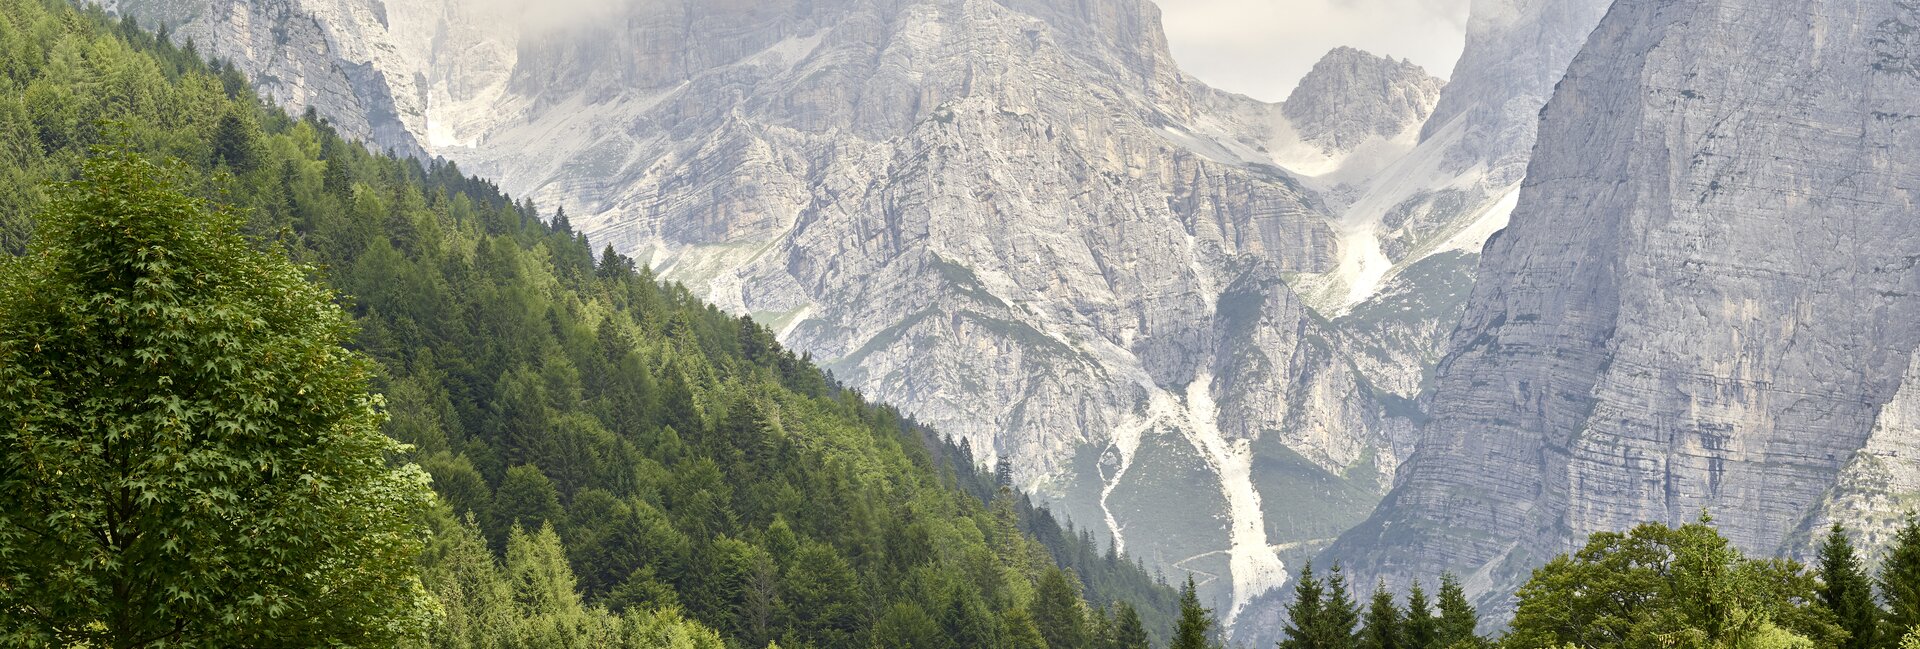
<box><xmin>1324</xmin><ymin>0</ymin><xmax>1920</xmax><ymax>622</ymax></box>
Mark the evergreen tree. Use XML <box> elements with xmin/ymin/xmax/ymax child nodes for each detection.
<box><xmin>1404</xmin><ymin>580</ymin><xmax>1438</xmax><ymax>649</ymax></box>
<box><xmin>1321</xmin><ymin>565</ymin><xmax>1361</xmax><ymax>649</ymax></box>
<box><xmin>1110</xmin><ymin>601</ymin><xmax>1151</xmax><ymax>649</ymax></box>
<box><xmin>491</xmin><ymin>464</ymin><xmax>564</xmax><ymax>540</ymax></box>
<box><xmin>1282</xmin><ymin>562</ymin><xmax>1328</xmax><ymax>649</ymax></box>
<box><xmin>1035</xmin><ymin>567</ymin><xmax>1091</xmax><ymax>649</ymax></box>
<box><xmin>212</xmin><ymin>108</ymin><xmax>263</xmax><ymax>172</ymax></box>
<box><xmin>1359</xmin><ymin>580</ymin><xmax>1404</xmax><ymax>649</ymax></box>
<box><xmin>1435</xmin><ymin>573</ymin><xmax>1478</xmax><ymax>647</ymax></box>
<box><xmin>0</xmin><ymin>149</ymin><xmax>435</xmax><ymax>646</ymax></box>
<box><xmin>1004</xmin><ymin>607</ymin><xmax>1049</xmax><ymax>649</ymax></box>
<box><xmin>1818</xmin><ymin>524</ymin><xmax>1879</xmax><ymax>649</ymax></box>
<box><xmin>1172</xmin><ymin>575</ymin><xmax>1215</xmax><ymax>649</ymax></box>
<box><xmin>1882</xmin><ymin>513</ymin><xmax>1920</xmax><ymax>647</ymax></box>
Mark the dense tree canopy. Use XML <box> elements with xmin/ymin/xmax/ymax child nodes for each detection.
<box><xmin>0</xmin><ymin>149</ymin><xmax>436</xmax><ymax>645</ymax></box>
<box><xmin>1503</xmin><ymin>517</ymin><xmax>1841</xmax><ymax>649</ymax></box>
<box><xmin>0</xmin><ymin>0</ymin><xmax>1183</xmax><ymax>645</ymax></box>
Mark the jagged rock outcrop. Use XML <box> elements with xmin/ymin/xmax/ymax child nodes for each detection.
<box><xmin>1321</xmin><ymin>0</ymin><xmax>1920</xmax><ymax>624</ymax></box>
<box><xmin>1285</xmin><ymin>0</ymin><xmax>1612</xmax><ymax>316</ymax></box>
<box><xmin>1280</xmin><ymin>47</ymin><xmax>1442</xmax><ymax>158</ymax></box>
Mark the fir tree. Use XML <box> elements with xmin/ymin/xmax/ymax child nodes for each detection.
<box><xmin>1818</xmin><ymin>524</ymin><xmax>1879</xmax><ymax>649</ymax></box>
<box><xmin>1435</xmin><ymin>573</ymin><xmax>1479</xmax><ymax>647</ymax></box>
<box><xmin>1172</xmin><ymin>575</ymin><xmax>1216</xmax><ymax>649</ymax></box>
<box><xmin>1035</xmin><ymin>567</ymin><xmax>1091</xmax><ymax>649</ymax></box>
<box><xmin>212</xmin><ymin>108</ymin><xmax>263</xmax><ymax>172</ymax></box>
<box><xmin>1282</xmin><ymin>562</ymin><xmax>1327</xmax><ymax>649</ymax></box>
<box><xmin>1111</xmin><ymin>601</ymin><xmax>1151</xmax><ymax>649</ymax></box>
<box><xmin>1404</xmin><ymin>580</ymin><xmax>1438</xmax><ymax>649</ymax></box>
<box><xmin>1359</xmin><ymin>579</ymin><xmax>1404</xmax><ymax>649</ymax></box>
<box><xmin>1321</xmin><ymin>565</ymin><xmax>1361</xmax><ymax>649</ymax></box>
<box><xmin>1882</xmin><ymin>514</ymin><xmax>1920</xmax><ymax>647</ymax></box>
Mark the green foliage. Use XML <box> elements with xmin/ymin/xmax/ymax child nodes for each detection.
<box><xmin>1284</xmin><ymin>563</ymin><xmax>1339</xmax><ymax>649</ymax></box>
<box><xmin>1036</xmin><ymin>567</ymin><xmax>1092</xmax><ymax>649</ymax></box>
<box><xmin>1404</xmin><ymin>580</ymin><xmax>1438</xmax><ymax>649</ymax></box>
<box><xmin>420</xmin><ymin>512</ymin><xmax>724</xmax><ymax>648</ymax></box>
<box><xmin>1324</xmin><ymin>566</ymin><xmax>1362</xmax><ymax>648</ymax></box>
<box><xmin>0</xmin><ymin>147</ymin><xmax>435</xmax><ymax>645</ymax></box>
<box><xmin>1288</xmin><ymin>569</ymin><xmax>1468</xmax><ymax>649</ymax></box>
<box><xmin>1434</xmin><ymin>573</ymin><xmax>1479</xmax><ymax>648</ymax></box>
<box><xmin>1360</xmin><ymin>580</ymin><xmax>1405</xmax><ymax>649</ymax></box>
<box><xmin>1503</xmin><ymin>517</ymin><xmax>1840</xmax><ymax>648</ymax></box>
<box><xmin>1172</xmin><ymin>576</ymin><xmax>1216</xmax><ymax>649</ymax></box>
<box><xmin>1818</xmin><ymin>524</ymin><xmax>1879</xmax><ymax>649</ymax></box>
<box><xmin>1882</xmin><ymin>514</ymin><xmax>1920</xmax><ymax>647</ymax></box>
<box><xmin>0</xmin><ymin>1</ymin><xmax>1184</xmax><ymax>646</ymax></box>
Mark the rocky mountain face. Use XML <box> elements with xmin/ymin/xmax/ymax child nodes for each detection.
<box><xmin>1229</xmin><ymin>0</ymin><xmax>1611</xmax><ymax>641</ymax></box>
<box><xmin>1317</xmin><ymin>0</ymin><xmax>1920</xmax><ymax>624</ymax></box>
<box><xmin>1278</xmin><ymin>0</ymin><xmax>1612</xmax><ymax>401</ymax></box>
<box><xmin>97</xmin><ymin>0</ymin><xmax>1458</xmax><ymax>619</ymax></box>
<box><xmin>94</xmin><ymin>0</ymin><xmax>1627</xmax><ymax>632</ymax></box>
<box><xmin>1280</xmin><ymin>47</ymin><xmax>1442</xmax><ymax>159</ymax></box>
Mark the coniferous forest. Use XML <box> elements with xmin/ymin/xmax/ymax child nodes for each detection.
<box><xmin>0</xmin><ymin>0</ymin><xmax>1180</xmax><ymax>646</ymax></box>
<box><xmin>7</xmin><ymin>1</ymin><xmax>1920</xmax><ymax>649</ymax></box>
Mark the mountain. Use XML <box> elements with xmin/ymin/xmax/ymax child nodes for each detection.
<box><xmin>0</xmin><ymin>0</ymin><xmax>1187</xmax><ymax>644</ymax></box>
<box><xmin>93</xmin><ymin>0</ymin><xmax>1713</xmax><ymax>629</ymax></box>
<box><xmin>92</xmin><ymin>0</ymin><xmax>1470</xmax><ymax>617</ymax></box>
<box><xmin>1318</xmin><ymin>0</ymin><xmax>1920</xmax><ymax>623</ymax></box>
<box><xmin>1228</xmin><ymin>0</ymin><xmax>1611</xmax><ymax>641</ymax></box>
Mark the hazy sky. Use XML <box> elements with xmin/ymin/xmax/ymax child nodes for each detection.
<box><xmin>1155</xmin><ymin>0</ymin><xmax>1472</xmax><ymax>103</ymax></box>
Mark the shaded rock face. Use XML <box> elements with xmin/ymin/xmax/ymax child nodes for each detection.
<box><xmin>1793</xmin><ymin>349</ymin><xmax>1920</xmax><ymax>562</ymax></box>
<box><xmin>103</xmin><ymin>0</ymin><xmax>426</xmax><ymax>157</ymax></box>
<box><xmin>1321</xmin><ymin>0</ymin><xmax>1920</xmax><ymax>622</ymax></box>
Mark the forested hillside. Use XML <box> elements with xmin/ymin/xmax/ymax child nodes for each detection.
<box><xmin>0</xmin><ymin>0</ymin><xmax>1182</xmax><ymax>645</ymax></box>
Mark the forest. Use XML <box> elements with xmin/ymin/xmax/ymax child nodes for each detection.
<box><xmin>0</xmin><ymin>0</ymin><xmax>1183</xmax><ymax>646</ymax></box>
<box><xmin>4</xmin><ymin>1</ymin><xmax>1920</xmax><ymax>648</ymax></box>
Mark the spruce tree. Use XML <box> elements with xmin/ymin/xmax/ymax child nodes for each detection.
<box><xmin>1819</xmin><ymin>524</ymin><xmax>1880</xmax><ymax>649</ymax></box>
<box><xmin>1111</xmin><ymin>601</ymin><xmax>1151</xmax><ymax>649</ymax></box>
<box><xmin>1404</xmin><ymin>580</ymin><xmax>1438</xmax><ymax>649</ymax></box>
<box><xmin>1282</xmin><ymin>562</ymin><xmax>1327</xmax><ymax>649</ymax></box>
<box><xmin>1435</xmin><ymin>572</ymin><xmax>1479</xmax><ymax>647</ymax></box>
<box><xmin>1882</xmin><ymin>514</ymin><xmax>1920</xmax><ymax>647</ymax></box>
<box><xmin>1359</xmin><ymin>580</ymin><xmax>1404</xmax><ymax>649</ymax></box>
<box><xmin>1321</xmin><ymin>565</ymin><xmax>1361</xmax><ymax>649</ymax></box>
<box><xmin>212</xmin><ymin>108</ymin><xmax>263</xmax><ymax>172</ymax></box>
<box><xmin>1359</xmin><ymin>579</ymin><xmax>1405</xmax><ymax>645</ymax></box>
<box><xmin>0</xmin><ymin>149</ymin><xmax>435</xmax><ymax>646</ymax></box>
<box><xmin>1035</xmin><ymin>567</ymin><xmax>1091</xmax><ymax>649</ymax></box>
<box><xmin>1172</xmin><ymin>575</ymin><xmax>1216</xmax><ymax>649</ymax></box>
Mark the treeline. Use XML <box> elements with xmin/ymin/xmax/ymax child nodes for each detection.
<box><xmin>1278</xmin><ymin>566</ymin><xmax>1484</xmax><ymax>649</ymax></box>
<box><xmin>1274</xmin><ymin>516</ymin><xmax>1920</xmax><ymax>649</ymax></box>
<box><xmin>0</xmin><ymin>0</ymin><xmax>1184</xmax><ymax>646</ymax></box>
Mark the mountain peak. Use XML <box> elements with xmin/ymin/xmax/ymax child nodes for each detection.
<box><xmin>1281</xmin><ymin>46</ymin><xmax>1444</xmax><ymax>154</ymax></box>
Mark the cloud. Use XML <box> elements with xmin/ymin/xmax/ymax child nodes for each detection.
<box><xmin>1155</xmin><ymin>0</ymin><xmax>1471</xmax><ymax>102</ymax></box>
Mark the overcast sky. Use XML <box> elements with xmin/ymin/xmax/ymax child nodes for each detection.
<box><xmin>1155</xmin><ymin>0</ymin><xmax>1472</xmax><ymax>103</ymax></box>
